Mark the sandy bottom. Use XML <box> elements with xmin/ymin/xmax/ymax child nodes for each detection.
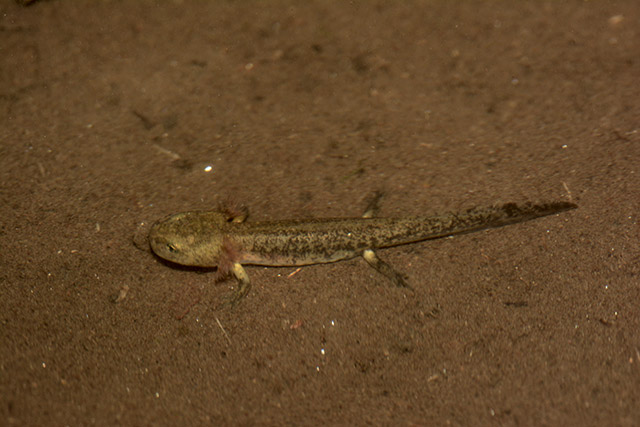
<box><xmin>2</xmin><ymin>1</ymin><xmax>639</xmax><ymax>425</ymax></box>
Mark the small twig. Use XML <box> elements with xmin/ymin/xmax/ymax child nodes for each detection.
<box><xmin>287</xmin><ymin>267</ymin><xmax>302</xmax><ymax>278</ymax></box>
<box><xmin>152</xmin><ymin>144</ymin><xmax>181</xmax><ymax>160</ymax></box>
<box><xmin>562</xmin><ymin>181</ymin><xmax>573</xmax><ymax>202</ymax></box>
<box><xmin>115</xmin><ymin>285</ymin><xmax>129</xmax><ymax>303</ymax></box>
<box><xmin>215</xmin><ymin>316</ymin><xmax>232</xmax><ymax>345</ymax></box>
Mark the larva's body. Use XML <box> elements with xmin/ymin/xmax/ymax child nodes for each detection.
<box><xmin>149</xmin><ymin>201</ymin><xmax>576</xmax><ymax>305</ymax></box>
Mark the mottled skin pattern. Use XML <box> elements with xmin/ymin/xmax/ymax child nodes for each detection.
<box><xmin>149</xmin><ymin>201</ymin><xmax>576</xmax><ymax>305</ymax></box>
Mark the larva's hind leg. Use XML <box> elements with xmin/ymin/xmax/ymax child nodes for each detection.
<box><xmin>362</xmin><ymin>249</ymin><xmax>411</xmax><ymax>289</ymax></box>
<box><xmin>360</xmin><ymin>192</ymin><xmax>410</xmax><ymax>288</ymax></box>
<box><xmin>362</xmin><ymin>190</ymin><xmax>384</xmax><ymax>218</ymax></box>
<box><xmin>217</xmin><ymin>262</ymin><xmax>252</xmax><ymax>309</ymax></box>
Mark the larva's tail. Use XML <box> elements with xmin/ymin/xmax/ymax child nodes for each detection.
<box><xmin>373</xmin><ymin>201</ymin><xmax>577</xmax><ymax>248</ymax></box>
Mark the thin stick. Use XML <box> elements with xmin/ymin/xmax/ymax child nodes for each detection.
<box><xmin>215</xmin><ymin>316</ymin><xmax>232</xmax><ymax>345</ymax></box>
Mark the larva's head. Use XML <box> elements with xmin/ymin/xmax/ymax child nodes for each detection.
<box><xmin>148</xmin><ymin>211</ymin><xmax>228</xmax><ymax>267</ymax></box>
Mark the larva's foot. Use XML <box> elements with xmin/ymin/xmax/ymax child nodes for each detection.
<box><xmin>216</xmin><ymin>263</ymin><xmax>252</xmax><ymax>309</ymax></box>
<box><xmin>362</xmin><ymin>249</ymin><xmax>413</xmax><ymax>290</ymax></box>
<box><xmin>217</xmin><ymin>288</ymin><xmax>248</xmax><ymax>310</ymax></box>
